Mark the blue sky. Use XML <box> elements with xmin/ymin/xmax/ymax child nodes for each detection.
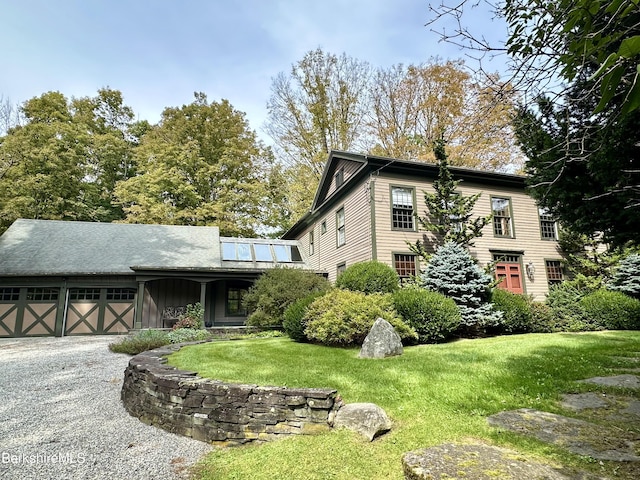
<box><xmin>1</xmin><ymin>0</ymin><xmax>507</xmax><ymax>139</ymax></box>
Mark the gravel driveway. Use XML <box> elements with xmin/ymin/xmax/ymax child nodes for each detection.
<box><xmin>0</xmin><ymin>336</ymin><xmax>212</xmax><ymax>480</ymax></box>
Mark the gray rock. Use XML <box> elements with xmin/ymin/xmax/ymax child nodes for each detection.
<box><xmin>402</xmin><ymin>443</ymin><xmax>600</xmax><ymax>480</ymax></box>
<box><xmin>359</xmin><ymin>317</ymin><xmax>403</xmax><ymax>359</ymax></box>
<box><xmin>580</xmin><ymin>374</ymin><xmax>640</xmax><ymax>389</ymax></box>
<box><xmin>487</xmin><ymin>408</ymin><xmax>640</xmax><ymax>462</ymax></box>
<box><xmin>561</xmin><ymin>392</ymin><xmax>610</xmax><ymax>411</ymax></box>
<box><xmin>333</xmin><ymin>402</ymin><xmax>392</xmax><ymax>441</ymax></box>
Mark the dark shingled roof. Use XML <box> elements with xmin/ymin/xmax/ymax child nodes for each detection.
<box><xmin>0</xmin><ymin>219</ymin><xmax>222</xmax><ymax>276</ymax></box>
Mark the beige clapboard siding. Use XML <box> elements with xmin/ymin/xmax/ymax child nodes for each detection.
<box><xmin>298</xmin><ymin>177</ymin><xmax>373</xmax><ymax>282</ymax></box>
<box><xmin>323</xmin><ymin>159</ymin><xmax>363</xmax><ymax>201</ymax></box>
<box><xmin>372</xmin><ymin>173</ymin><xmax>560</xmax><ymax>301</ymax></box>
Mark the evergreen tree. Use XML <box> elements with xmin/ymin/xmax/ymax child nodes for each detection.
<box><xmin>609</xmin><ymin>254</ymin><xmax>640</xmax><ymax>299</ymax></box>
<box><xmin>410</xmin><ymin>139</ymin><xmax>492</xmax><ymax>259</ymax></box>
<box><xmin>420</xmin><ymin>241</ymin><xmax>502</xmax><ymax>333</ymax></box>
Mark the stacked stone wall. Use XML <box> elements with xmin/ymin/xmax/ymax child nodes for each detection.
<box><xmin>121</xmin><ymin>343</ymin><xmax>342</xmax><ymax>444</ymax></box>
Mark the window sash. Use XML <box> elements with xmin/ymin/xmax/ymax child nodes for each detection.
<box><xmin>545</xmin><ymin>260</ymin><xmax>563</xmax><ymax>284</ymax></box>
<box><xmin>394</xmin><ymin>254</ymin><xmax>416</xmax><ymax>278</ymax></box>
<box><xmin>336</xmin><ymin>208</ymin><xmax>345</xmax><ymax>246</ymax></box>
<box><xmin>492</xmin><ymin>198</ymin><xmax>512</xmax><ymax>236</ymax></box>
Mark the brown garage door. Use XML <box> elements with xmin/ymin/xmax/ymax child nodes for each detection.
<box><xmin>0</xmin><ymin>287</ymin><xmax>59</xmax><ymax>337</ymax></box>
<box><xmin>65</xmin><ymin>288</ymin><xmax>135</xmax><ymax>335</ymax></box>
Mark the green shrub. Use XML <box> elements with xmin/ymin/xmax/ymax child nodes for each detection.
<box><xmin>579</xmin><ymin>289</ymin><xmax>640</xmax><ymax>330</ymax></box>
<box><xmin>240</xmin><ymin>330</ymin><xmax>285</xmax><ymax>339</ymax></box>
<box><xmin>528</xmin><ymin>301</ymin><xmax>558</xmax><ymax>333</ymax></box>
<box><xmin>283</xmin><ymin>291</ymin><xmax>327</xmax><ymax>342</ymax></box>
<box><xmin>545</xmin><ymin>280</ymin><xmax>589</xmax><ymax>331</ymax></box>
<box><xmin>304</xmin><ymin>290</ymin><xmax>417</xmax><ymax>346</ymax></box>
<box><xmin>108</xmin><ymin>329</ymin><xmax>170</xmax><ymax>355</ymax></box>
<box><xmin>243</xmin><ymin>267</ymin><xmax>331</xmax><ymax>327</ymax></box>
<box><xmin>392</xmin><ymin>287</ymin><xmax>460</xmax><ymax>343</ymax></box>
<box><xmin>490</xmin><ymin>289</ymin><xmax>533</xmax><ymax>334</ymax></box>
<box><xmin>335</xmin><ymin>261</ymin><xmax>400</xmax><ymax>294</ymax></box>
<box><xmin>167</xmin><ymin>328</ymin><xmax>210</xmax><ymax>344</ymax></box>
<box><xmin>245</xmin><ymin>309</ymin><xmax>274</xmax><ymax>327</ymax></box>
<box><xmin>173</xmin><ymin>302</ymin><xmax>205</xmax><ymax>330</ymax></box>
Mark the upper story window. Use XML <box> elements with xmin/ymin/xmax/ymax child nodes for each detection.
<box><xmin>309</xmin><ymin>231</ymin><xmax>315</xmax><ymax>255</ymax></box>
<box><xmin>335</xmin><ymin>167</ymin><xmax>344</xmax><ymax>188</ymax></box>
<box><xmin>391</xmin><ymin>186</ymin><xmax>414</xmax><ymax>230</ymax></box>
<box><xmin>321</xmin><ymin>220</ymin><xmax>327</xmax><ymax>235</ymax></box>
<box><xmin>539</xmin><ymin>208</ymin><xmax>558</xmax><ymax>240</ymax></box>
<box><xmin>336</xmin><ymin>207</ymin><xmax>345</xmax><ymax>247</ymax></box>
<box><xmin>545</xmin><ymin>260</ymin><xmax>564</xmax><ymax>285</ymax></box>
<box><xmin>492</xmin><ymin>197</ymin><xmax>513</xmax><ymax>237</ymax></box>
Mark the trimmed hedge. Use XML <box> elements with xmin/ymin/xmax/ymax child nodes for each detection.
<box><xmin>392</xmin><ymin>287</ymin><xmax>461</xmax><ymax>343</ymax></box>
<box><xmin>304</xmin><ymin>290</ymin><xmax>417</xmax><ymax>346</ymax></box>
<box><xmin>580</xmin><ymin>289</ymin><xmax>640</xmax><ymax>330</ymax></box>
<box><xmin>335</xmin><ymin>261</ymin><xmax>400</xmax><ymax>294</ymax></box>
<box><xmin>490</xmin><ymin>289</ymin><xmax>532</xmax><ymax>334</ymax></box>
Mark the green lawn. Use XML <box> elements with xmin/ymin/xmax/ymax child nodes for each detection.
<box><xmin>167</xmin><ymin>332</ymin><xmax>640</xmax><ymax>479</ymax></box>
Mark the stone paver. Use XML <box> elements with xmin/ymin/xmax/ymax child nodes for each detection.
<box><xmin>402</xmin><ymin>443</ymin><xmax>601</xmax><ymax>480</ymax></box>
<box><xmin>487</xmin><ymin>408</ymin><xmax>640</xmax><ymax>462</ymax></box>
<box><xmin>561</xmin><ymin>393</ymin><xmax>610</xmax><ymax>411</ymax></box>
<box><xmin>581</xmin><ymin>374</ymin><xmax>640</xmax><ymax>389</ymax></box>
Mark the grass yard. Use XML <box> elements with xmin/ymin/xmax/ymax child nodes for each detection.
<box><xmin>167</xmin><ymin>331</ymin><xmax>640</xmax><ymax>479</ymax></box>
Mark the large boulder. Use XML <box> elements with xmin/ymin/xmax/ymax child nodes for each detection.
<box><xmin>333</xmin><ymin>403</ymin><xmax>392</xmax><ymax>441</ymax></box>
<box><xmin>359</xmin><ymin>317</ymin><xmax>403</xmax><ymax>359</ymax></box>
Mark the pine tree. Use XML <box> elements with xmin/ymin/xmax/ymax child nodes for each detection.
<box><xmin>411</xmin><ymin>139</ymin><xmax>491</xmax><ymax>259</ymax></box>
<box><xmin>609</xmin><ymin>254</ymin><xmax>640</xmax><ymax>299</ymax></box>
<box><xmin>420</xmin><ymin>241</ymin><xmax>502</xmax><ymax>333</ymax></box>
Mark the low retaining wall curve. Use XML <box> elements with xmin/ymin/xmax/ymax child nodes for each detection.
<box><xmin>121</xmin><ymin>343</ymin><xmax>343</xmax><ymax>445</ymax></box>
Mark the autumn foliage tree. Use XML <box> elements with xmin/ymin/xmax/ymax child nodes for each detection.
<box><xmin>266</xmin><ymin>51</ymin><xmax>521</xmax><ymax>228</ymax></box>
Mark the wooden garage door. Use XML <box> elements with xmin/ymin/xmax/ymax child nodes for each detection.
<box><xmin>65</xmin><ymin>288</ymin><xmax>135</xmax><ymax>335</ymax></box>
<box><xmin>0</xmin><ymin>287</ymin><xmax>59</xmax><ymax>337</ymax></box>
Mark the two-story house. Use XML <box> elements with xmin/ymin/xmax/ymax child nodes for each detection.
<box><xmin>282</xmin><ymin>151</ymin><xmax>563</xmax><ymax>301</ymax></box>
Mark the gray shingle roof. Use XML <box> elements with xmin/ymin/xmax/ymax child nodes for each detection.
<box><xmin>0</xmin><ymin>219</ymin><xmax>222</xmax><ymax>276</ymax></box>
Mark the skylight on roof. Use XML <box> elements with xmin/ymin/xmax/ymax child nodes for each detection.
<box><xmin>221</xmin><ymin>241</ymin><xmax>302</xmax><ymax>263</ymax></box>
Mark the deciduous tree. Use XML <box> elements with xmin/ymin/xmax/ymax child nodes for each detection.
<box><xmin>368</xmin><ymin>60</ymin><xmax>521</xmax><ymax>171</ymax></box>
<box><xmin>114</xmin><ymin>93</ymin><xmax>279</xmax><ymax>237</ymax></box>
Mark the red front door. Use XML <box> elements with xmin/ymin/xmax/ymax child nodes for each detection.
<box><xmin>495</xmin><ymin>262</ymin><xmax>524</xmax><ymax>294</ymax></box>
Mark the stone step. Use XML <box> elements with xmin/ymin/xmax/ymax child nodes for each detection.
<box><xmin>487</xmin><ymin>409</ymin><xmax>640</xmax><ymax>462</ymax></box>
<box><xmin>402</xmin><ymin>443</ymin><xmax>601</xmax><ymax>480</ymax></box>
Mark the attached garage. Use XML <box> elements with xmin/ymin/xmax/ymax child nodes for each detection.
<box><xmin>0</xmin><ymin>219</ymin><xmax>310</xmax><ymax>338</ymax></box>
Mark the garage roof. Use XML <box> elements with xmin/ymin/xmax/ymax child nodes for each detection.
<box><xmin>0</xmin><ymin>219</ymin><xmax>223</xmax><ymax>276</ymax></box>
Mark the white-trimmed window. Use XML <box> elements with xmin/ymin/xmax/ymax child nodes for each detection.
<box><xmin>336</xmin><ymin>207</ymin><xmax>345</xmax><ymax>247</ymax></box>
<box><xmin>309</xmin><ymin>231</ymin><xmax>315</xmax><ymax>255</ymax></box>
<box><xmin>391</xmin><ymin>186</ymin><xmax>414</xmax><ymax>230</ymax></box>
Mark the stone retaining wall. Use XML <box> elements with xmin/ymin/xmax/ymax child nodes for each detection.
<box><xmin>121</xmin><ymin>343</ymin><xmax>342</xmax><ymax>445</ymax></box>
